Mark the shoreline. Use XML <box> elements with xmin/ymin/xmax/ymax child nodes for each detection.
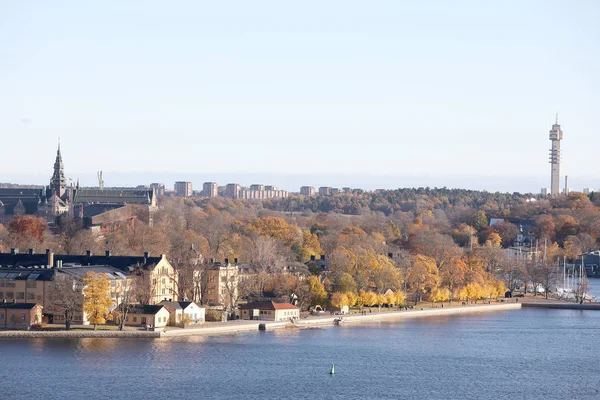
<box><xmin>0</xmin><ymin>303</ymin><xmax>521</xmax><ymax>339</ymax></box>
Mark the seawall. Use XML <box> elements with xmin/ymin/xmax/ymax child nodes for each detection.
<box><xmin>0</xmin><ymin>303</ymin><xmax>521</xmax><ymax>339</ymax></box>
<box><xmin>294</xmin><ymin>303</ymin><xmax>522</xmax><ymax>327</ymax></box>
<box><xmin>522</xmin><ymin>302</ymin><xmax>600</xmax><ymax>311</ymax></box>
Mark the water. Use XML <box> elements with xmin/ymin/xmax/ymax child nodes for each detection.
<box><xmin>589</xmin><ymin>278</ymin><xmax>600</xmax><ymax>299</ymax></box>
<box><xmin>2</xmin><ymin>309</ymin><xmax>599</xmax><ymax>400</ymax></box>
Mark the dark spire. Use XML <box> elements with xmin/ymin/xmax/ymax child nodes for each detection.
<box><xmin>50</xmin><ymin>140</ymin><xmax>66</xmax><ymax>198</ymax></box>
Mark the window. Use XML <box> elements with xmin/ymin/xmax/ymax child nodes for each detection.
<box><xmin>162</xmin><ymin>288</ymin><xmax>166</xmax><ymax>295</ymax></box>
<box><xmin>0</xmin><ymin>279</ymin><xmax>4</xmax><ymax>287</ymax></box>
<box><xmin>27</xmin><ymin>293</ymin><xmax>35</xmax><ymax>300</ymax></box>
<box><xmin>152</xmin><ymin>279</ymin><xmax>156</xmax><ymax>286</ymax></box>
<box><xmin>36</xmin><ymin>295</ymin><xmax>41</xmax><ymax>301</ymax></box>
<box><xmin>6</xmin><ymin>279</ymin><xmax>16</xmax><ymax>288</ymax></box>
<box><xmin>21</xmin><ymin>313</ymin><xmax>26</xmax><ymax>321</ymax></box>
<box><xmin>5</xmin><ymin>292</ymin><xmax>14</xmax><ymax>299</ymax></box>
<box><xmin>0</xmin><ymin>314</ymin><xmax>3</xmax><ymax>321</ymax></box>
<box><xmin>133</xmin><ymin>317</ymin><xmax>137</xmax><ymax>322</ymax></box>
<box><xmin>26</xmin><ymin>280</ymin><xmax>37</xmax><ymax>289</ymax></box>
<box><xmin>0</xmin><ymin>292</ymin><xmax>3</xmax><ymax>299</ymax></box>
<box><xmin>162</xmin><ymin>278</ymin><xmax>166</xmax><ymax>284</ymax></box>
<box><xmin>17</xmin><ymin>292</ymin><xmax>25</xmax><ymax>300</ymax></box>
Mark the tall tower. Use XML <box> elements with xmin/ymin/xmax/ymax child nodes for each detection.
<box><xmin>50</xmin><ymin>141</ymin><xmax>66</xmax><ymax>198</ymax></box>
<box><xmin>549</xmin><ymin>116</ymin><xmax>563</xmax><ymax>196</ymax></box>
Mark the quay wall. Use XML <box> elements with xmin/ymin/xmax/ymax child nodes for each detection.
<box><xmin>522</xmin><ymin>302</ymin><xmax>600</xmax><ymax>311</ymax></box>
<box><xmin>0</xmin><ymin>330</ymin><xmax>160</xmax><ymax>339</ymax></box>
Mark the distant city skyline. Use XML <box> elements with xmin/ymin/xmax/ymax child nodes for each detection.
<box><xmin>1</xmin><ymin>1</ymin><xmax>599</xmax><ymax>192</ymax></box>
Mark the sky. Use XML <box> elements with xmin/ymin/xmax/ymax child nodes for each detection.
<box><xmin>1</xmin><ymin>1</ymin><xmax>599</xmax><ymax>193</ymax></box>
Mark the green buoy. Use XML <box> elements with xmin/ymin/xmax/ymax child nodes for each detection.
<box><xmin>329</xmin><ymin>363</ymin><xmax>335</xmax><ymax>375</ymax></box>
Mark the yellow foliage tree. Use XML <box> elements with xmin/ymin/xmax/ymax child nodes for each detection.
<box><xmin>358</xmin><ymin>289</ymin><xmax>377</xmax><ymax>308</ymax></box>
<box><xmin>431</xmin><ymin>287</ymin><xmax>451</xmax><ymax>303</ymax></box>
<box><xmin>83</xmin><ymin>272</ymin><xmax>113</xmax><ymax>330</ymax></box>
<box><xmin>394</xmin><ymin>290</ymin><xmax>407</xmax><ymax>305</ymax></box>
<box><xmin>330</xmin><ymin>292</ymin><xmax>349</xmax><ymax>309</ymax></box>
<box><xmin>407</xmin><ymin>254</ymin><xmax>440</xmax><ymax>303</ymax></box>
<box><xmin>299</xmin><ymin>229</ymin><xmax>324</xmax><ymax>262</ymax></box>
<box><xmin>487</xmin><ymin>232</ymin><xmax>502</xmax><ymax>247</ymax></box>
<box><xmin>345</xmin><ymin>291</ymin><xmax>358</xmax><ymax>307</ymax></box>
<box><xmin>306</xmin><ymin>276</ymin><xmax>327</xmax><ymax>306</ymax></box>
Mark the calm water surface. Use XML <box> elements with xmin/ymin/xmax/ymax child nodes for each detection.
<box><xmin>1</xmin><ymin>308</ymin><xmax>600</xmax><ymax>400</ymax></box>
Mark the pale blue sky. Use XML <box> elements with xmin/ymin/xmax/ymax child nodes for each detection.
<box><xmin>1</xmin><ymin>1</ymin><xmax>598</xmax><ymax>192</ymax></box>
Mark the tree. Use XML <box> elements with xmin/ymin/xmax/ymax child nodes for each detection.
<box><xmin>306</xmin><ymin>276</ymin><xmax>327</xmax><ymax>307</ymax></box>
<box><xmin>536</xmin><ymin>263</ymin><xmax>557</xmax><ymax>299</ymax></box>
<box><xmin>7</xmin><ymin>215</ymin><xmax>48</xmax><ymax>248</ymax></box>
<box><xmin>83</xmin><ymin>272</ymin><xmax>113</xmax><ymax>330</ymax></box>
<box><xmin>406</xmin><ymin>255</ymin><xmax>440</xmax><ymax>303</ymax></box>
<box><xmin>472</xmin><ymin>211</ymin><xmax>488</xmax><ymax>231</ymax></box>
<box><xmin>48</xmin><ymin>273</ymin><xmax>83</xmax><ymax>330</ymax></box>
<box><xmin>330</xmin><ymin>292</ymin><xmax>349</xmax><ymax>309</ymax></box>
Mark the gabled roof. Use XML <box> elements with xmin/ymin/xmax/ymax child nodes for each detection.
<box><xmin>238</xmin><ymin>301</ymin><xmax>298</xmax><ymax>311</ymax></box>
<box><xmin>160</xmin><ymin>301</ymin><xmax>183</xmax><ymax>310</ymax></box>
<box><xmin>0</xmin><ymin>302</ymin><xmax>41</xmax><ymax>310</ymax></box>
<box><xmin>130</xmin><ymin>305</ymin><xmax>166</xmax><ymax>315</ymax></box>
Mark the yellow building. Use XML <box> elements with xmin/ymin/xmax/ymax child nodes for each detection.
<box><xmin>238</xmin><ymin>301</ymin><xmax>300</xmax><ymax>322</ymax></box>
<box><xmin>124</xmin><ymin>305</ymin><xmax>170</xmax><ymax>328</ymax></box>
<box><xmin>203</xmin><ymin>261</ymin><xmax>238</xmax><ymax>309</ymax></box>
<box><xmin>0</xmin><ymin>303</ymin><xmax>43</xmax><ymax>329</ymax></box>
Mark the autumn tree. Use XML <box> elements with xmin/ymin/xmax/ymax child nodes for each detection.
<box><xmin>83</xmin><ymin>272</ymin><xmax>113</xmax><ymax>330</ymax></box>
<box><xmin>7</xmin><ymin>215</ymin><xmax>48</xmax><ymax>249</ymax></box>
<box><xmin>406</xmin><ymin>255</ymin><xmax>440</xmax><ymax>303</ymax></box>
<box><xmin>305</xmin><ymin>276</ymin><xmax>327</xmax><ymax>307</ymax></box>
<box><xmin>48</xmin><ymin>273</ymin><xmax>83</xmax><ymax>330</ymax></box>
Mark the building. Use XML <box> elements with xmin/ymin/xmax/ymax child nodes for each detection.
<box><xmin>549</xmin><ymin>117</ymin><xmax>563</xmax><ymax>196</ymax></box>
<box><xmin>150</xmin><ymin>183</ymin><xmax>165</xmax><ymax>196</ymax></box>
<box><xmin>202</xmin><ymin>182</ymin><xmax>218</xmax><ymax>198</ymax></box>
<box><xmin>124</xmin><ymin>305</ymin><xmax>170</xmax><ymax>328</ymax></box>
<box><xmin>225</xmin><ymin>183</ymin><xmax>241</xmax><ymax>199</ymax></box>
<box><xmin>238</xmin><ymin>301</ymin><xmax>300</xmax><ymax>321</ymax></box>
<box><xmin>174</xmin><ymin>181</ymin><xmax>193</xmax><ymax>197</ymax></box>
<box><xmin>318</xmin><ymin>187</ymin><xmax>332</xmax><ymax>196</ymax></box>
<box><xmin>0</xmin><ymin>250</ymin><xmax>178</xmax><ymax>306</ymax></box>
<box><xmin>264</xmin><ymin>185</ymin><xmax>277</xmax><ymax>191</ymax></box>
<box><xmin>160</xmin><ymin>300</ymin><xmax>205</xmax><ymax>325</ymax></box>
<box><xmin>239</xmin><ymin>189</ymin><xmax>288</xmax><ymax>200</ymax></box>
<box><xmin>203</xmin><ymin>261</ymin><xmax>239</xmax><ymax>309</ymax></box>
<box><xmin>300</xmin><ymin>186</ymin><xmax>316</xmax><ymax>196</ymax></box>
<box><xmin>0</xmin><ymin>303</ymin><xmax>43</xmax><ymax>329</ymax></box>
<box><xmin>541</xmin><ymin>188</ymin><xmax>549</xmax><ymax>196</ymax></box>
<box><xmin>250</xmin><ymin>184</ymin><xmax>265</xmax><ymax>191</ymax></box>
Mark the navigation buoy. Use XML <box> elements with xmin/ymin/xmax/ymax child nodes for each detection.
<box><xmin>330</xmin><ymin>363</ymin><xmax>335</xmax><ymax>375</ymax></box>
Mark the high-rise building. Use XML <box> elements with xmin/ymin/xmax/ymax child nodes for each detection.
<box><xmin>150</xmin><ymin>183</ymin><xmax>165</xmax><ymax>196</ymax></box>
<box><xmin>549</xmin><ymin>116</ymin><xmax>563</xmax><ymax>196</ymax></box>
<box><xmin>174</xmin><ymin>181</ymin><xmax>193</xmax><ymax>197</ymax></box>
<box><xmin>300</xmin><ymin>186</ymin><xmax>316</xmax><ymax>196</ymax></box>
<box><xmin>583</xmin><ymin>188</ymin><xmax>591</xmax><ymax>195</ymax></box>
<box><xmin>250</xmin><ymin>184</ymin><xmax>265</xmax><ymax>191</ymax></box>
<box><xmin>225</xmin><ymin>183</ymin><xmax>241</xmax><ymax>199</ymax></box>
<box><xmin>203</xmin><ymin>182</ymin><xmax>218</xmax><ymax>197</ymax></box>
<box><xmin>318</xmin><ymin>187</ymin><xmax>332</xmax><ymax>196</ymax></box>
<box><xmin>541</xmin><ymin>188</ymin><xmax>549</xmax><ymax>196</ymax></box>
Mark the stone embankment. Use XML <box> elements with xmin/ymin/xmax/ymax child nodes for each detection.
<box><xmin>0</xmin><ymin>303</ymin><xmax>522</xmax><ymax>339</ymax></box>
<box><xmin>522</xmin><ymin>302</ymin><xmax>600</xmax><ymax>311</ymax></box>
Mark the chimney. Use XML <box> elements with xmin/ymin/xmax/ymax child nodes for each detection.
<box><xmin>10</xmin><ymin>248</ymin><xmax>17</xmax><ymax>255</ymax></box>
<box><xmin>224</xmin><ymin>258</ymin><xmax>229</xmax><ymax>264</ymax></box>
<box><xmin>310</xmin><ymin>255</ymin><xmax>316</xmax><ymax>261</ymax></box>
<box><xmin>105</xmin><ymin>250</ymin><xmax>111</xmax><ymax>258</ymax></box>
<box><xmin>320</xmin><ymin>255</ymin><xmax>326</xmax><ymax>261</ymax></box>
<box><xmin>86</xmin><ymin>250</ymin><xmax>92</xmax><ymax>257</ymax></box>
<box><xmin>47</xmin><ymin>252</ymin><xmax>54</xmax><ymax>267</ymax></box>
<box><xmin>234</xmin><ymin>258</ymin><xmax>238</xmax><ymax>264</ymax></box>
<box><xmin>46</xmin><ymin>249</ymin><xmax>51</xmax><ymax>255</ymax></box>
<box><xmin>388</xmin><ymin>252</ymin><xmax>393</xmax><ymax>258</ymax></box>
<box><xmin>28</xmin><ymin>248</ymin><xmax>34</xmax><ymax>255</ymax></box>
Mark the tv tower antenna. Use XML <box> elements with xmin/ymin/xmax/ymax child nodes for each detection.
<box><xmin>97</xmin><ymin>171</ymin><xmax>104</xmax><ymax>190</ymax></box>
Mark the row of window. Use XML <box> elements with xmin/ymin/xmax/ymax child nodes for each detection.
<box><xmin>0</xmin><ymin>279</ymin><xmax>38</xmax><ymax>289</ymax></box>
<box><xmin>0</xmin><ymin>313</ymin><xmax>27</xmax><ymax>321</ymax></box>
<box><xmin>0</xmin><ymin>292</ymin><xmax>40</xmax><ymax>300</ymax></box>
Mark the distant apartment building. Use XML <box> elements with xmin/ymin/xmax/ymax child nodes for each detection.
<box><xmin>541</xmin><ymin>188</ymin><xmax>549</xmax><ymax>196</ymax></box>
<box><xmin>150</xmin><ymin>183</ymin><xmax>165</xmax><ymax>196</ymax></box>
<box><xmin>225</xmin><ymin>183</ymin><xmax>241</xmax><ymax>199</ymax></box>
<box><xmin>202</xmin><ymin>182</ymin><xmax>218</xmax><ymax>198</ymax></box>
<box><xmin>250</xmin><ymin>184</ymin><xmax>265</xmax><ymax>191</ymax></box>
<box><xmin>318</xmin><ymin>187</ymin><xmax>332</xmax><ymax>196</ymax></box>
<box><xmin>300</xmin><ymin>186</ymin><xmax>316</xmax><ymax>196</ymax></box>
<box><xmin>264</xmin><ymin>185</ymin><xmax>277</xmax><ymax>191</ymax></box>
<box><xmin>174</xmin><ymin>181</ymin><xmax>193</xmax><ymax>197</ymax></box>
<box><xmin>583</xmin><ymin>188</ymin><xmax>591</xmax><ymax>195</ymax></box>
<box><xmin>240</xmin><ymin>189</ymin><xmax>288</xmax><ymax>200</ymax></box>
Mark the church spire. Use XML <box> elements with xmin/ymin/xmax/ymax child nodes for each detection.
<box><xmin>50</xmin><ymin>140</ymin><xmax>66</xmax><ymax>198</ymax></box>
